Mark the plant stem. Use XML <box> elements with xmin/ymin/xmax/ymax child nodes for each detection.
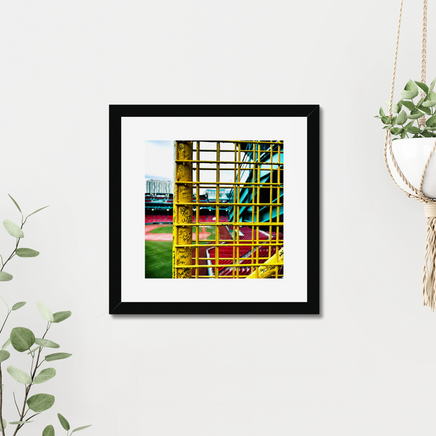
<box><xmin>1</xmin><ymin>222</ymin><xmax>25</xmax><ymax>273</ymax></box>
<box><xmin>0</xmin><ymin>307</ymin><xmax>13</xmax><ymax>436</ymax></box>
<box><xmin>12</xmin><ymin>325</ymin><xmax>50</xmax><ymax>436</ymax></box>
<box><xmin>0</xmin><ymin>364</ymin><xmax>5</xmax><ymax>436</ymax></box>
<box><xmin>12</xmin><ymin>392</ymin><xmax>19</xmax><ymax>414</ymax></box>
<box><xmin>0</xmin><ymin>311</ymin><xmax>11</xmax><ymax>337</ymax></box>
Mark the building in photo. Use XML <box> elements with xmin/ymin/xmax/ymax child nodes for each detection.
<box><xmin>146</xmin><ymin>178</ymin><xmax>172</xmax><ymax>194</ymax></box>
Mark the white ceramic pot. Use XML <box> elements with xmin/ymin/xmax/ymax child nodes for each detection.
<box><xmin>387</xmin><ymin>137</ymin><xmax>436</xmax><ymax>199</ymax></box>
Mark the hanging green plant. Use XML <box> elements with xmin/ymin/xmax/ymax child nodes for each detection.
<box><xmin>376</xmin><ymin>78</ymin><xmax>436</xmax><ymax>139</ymax></box>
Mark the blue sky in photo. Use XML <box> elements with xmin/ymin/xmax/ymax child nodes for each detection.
<box><xmin>145</xmin><ymin>140</ymin><xmax>173</xmax><ymax>181</ymax></box>
<box><xmin>144</xmin><ymin>141</ymin><xmax>254</xmax><ymax>193</ymax></box>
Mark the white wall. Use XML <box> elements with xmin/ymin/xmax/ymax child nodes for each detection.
<box><xmin>0</xmin><ymin>0</ymin><xmax>435</xmax><ymax>435</ymax></box>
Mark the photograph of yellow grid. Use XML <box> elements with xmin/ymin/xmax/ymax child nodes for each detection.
<box><xmin>111</xmin><ymin>104</ymin><xmax>319</xmax><ymax>314</ymax></box>
<box><xmin>173</xmin><ymin>140</ymin><xmax>283</xmax><ymax>279</ymax></box>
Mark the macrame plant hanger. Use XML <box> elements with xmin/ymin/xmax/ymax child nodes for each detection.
<box><xmin>384</xmin><ymin>0</ymin><xmax>436</xmax><ymax>311</ymax></box>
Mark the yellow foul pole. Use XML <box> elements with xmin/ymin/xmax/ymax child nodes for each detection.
<box><xmin>172</xmin><ymin>141</ymin><xmax>193</xmax><ymax>278</ymax></box>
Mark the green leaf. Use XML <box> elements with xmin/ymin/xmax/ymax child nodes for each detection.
<box><xmin>36</xmin><ymin>301</ymin><xmax>54</xmax><ymax>322</ymax></box>
<box><xmin>29</xmin><ymin>339</ymin><xmax>59</xmax><ymax>354</ymax></box>
<box><xmin>52</xmin><ymin>311</ymin><xmax>72</xmax><ymax>323</ymax></box>
<box><xmin>1</xmin><ymin>419</ymin><xmax>5</xmax><ymax>429</ymax></box>
<box><xmin>71</xmin><ymin>425</ymin><xmax>92</xmax><ymax>434</ymax></box>
<box><xmin>426</xmin><ymin>114</ymin><xmax>436</xmax><ymax>127</ymax></box>
<box><xmin>0</xmin><ymin>272</ymin><xmax>13</xmax><ymax>282</ymax></box>
<box><xmin>26</xmin><ymin>206</ymin><xmax>49</xmax><ymax>219</ymax></box>
<box><xmin>28</xmin><ymin>345</ymin><xmax>42</xmax><ymax>354</ymax></box>
<box><xmin>35</xmin><ymin>338</ymin><xmax>60</xmax><ymax>349</ymax></box>
<box><xmin>406</xmin><ymin>126</ymin><xmax>421</xmax><ymax>134</ymax></box>
<box><xmin>420</xmin><ymin>105</ymin><xmax>432</xmax><ymax>115</ymax></box>
<box><xmin>401</xmin><ymin>91</ymin><xmax>417</xmax><ymax>99</ymax></box>
<box><xmin>9</xmin><ymin>421</ymin><xmax>33</xmax><ymax>425</ymax></box>
<box><xmin>402</xmin><ymin>85</ymin><xmax>417</xmax><ymax>99</ymax></box>
<box><xmin>45</xmin><ymin>352</ymin><xmax>72</xmax><ymax>362</ymax></box>
<box><xmin>57</xmin><ymin>413</ymin><xmax>70</xmax><ymax>431</ymax></box>
<box><xmin>42</xmin><ymin>425</ymin><xmax>55</xmax><ymax>436</ymax></box>
<box><xmin>422</xmin><ymin>130</ymin><xmax>434</xmax><ymax>137</ymax></box>
<box><xmin>400</xmin><ymin>100</ymin><xmax>415</xmax><ymax>111</ymax></box>
<box><xmin>15</xmin><ymin>248</ymin><xmax>39</xmax><ymax>258</ymax></box>
<box><xmin>33</xmin><ymin>368</ymin><xmax>56</xmax><ymax>384</ymax></box>
<box><xmin>2</xmin><ymin>338</ymin><xmax>10</xmax><ymax>350</ymax></box>
<box><xmin>3</xmin><ymin>220</ymin><xmax>24</xmax><ymax>238</ymax></box>
<box><xmin>422</xmin><ymin>100</ymin><xmax>436</xmax><ymax>107</ymax></box>
<box><xmin>8</xmin><ymin>195</ymin><xmax>22</xmax><ymax>214</ymax></box>
<box><xmin>408</xmin><ymin>109</ymin><xmax>424</xmax><ymax>119</ymax></box>
<box><xmin>407</xmin><ymin>126</ymin><xmax>421</xmax><ymax>135</ymax></box>
<box><xmin>379</xmin><ymin>107</ymin><xmax>386</xmax><ymax>117</ymax></box>
<box><xmin>7</xmin><ymin>366</ymin><xmax>31</xmax><ymax>384</ymax></box>
<box><xmin>381</xmin><ymin>116</ymin><xmax>391</xmax><ymax>124</ymax></box>
<box><xmin>12</xmin><ymin>302</ymin><xmax>26</xmax><ymax>311</ymax></box>
<box><xmin>0</xmin><ymin>350</ymin><xmax>10</xmax><ymax>363</ymax></box>
<box><xmin>392</xmin><ymin>102</ymin><xmax>400</xmax><ymax>113</ymax></box>
<box><xmin>416</xmin><ymin>81</ymin><xmax>429</xmax><ymax>94</ymax></box>
<box><xmin>390</xmin><ymin>127</ymin><xmax>403</xmax><ymax>135</ymax></box>
<box><xmin>430</xmin><ymin>78</ymin><xmax>436</xmax><ymax>94</ymax></box>
<box><xmin>396</xmin><ymin>110</ymin><xmax>407</xmax><ymax>125</ymax></box>
<box><xmin>26</xmin><ymin>393</ymin><xmax>55</xmax><ymax>412</ymax></box>
<box><xmin>401</xmin><ymin>80</ymin><xmax>419</xmax><ymax>99</ymax></box>
<box><xmin>10</xmin><ymin>327</ymin><xmax>35</xmax><ymax>352</ymax></box>
<box><xmin>426</xmin><ymin>91</ymin><xmax>436</xmax><ymax>101</ymax></box>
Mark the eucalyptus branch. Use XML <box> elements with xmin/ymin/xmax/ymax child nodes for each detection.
<box><xmin>14</xmin><ymin>411</ymin><xmax>39</xmax><ymax>434</ymax></box>
<box><xmin>0</xmin><ymin>311</ymin><xmax>12</xmax><ymax>337</ymax></box>
<box><xmin>13</xmin><ymin>392</ymin><xmax>20</xmax><ymax>415</ymax></box>
<box><xmin>13</xmin><ymin>386</ymin><xmax>29</xmax><ymax>435</ymax></box>
<box><xmin>0</xmin><ymin>196</ymin><xmax>89</xmax><ymax>436</ymax></box>
<box><xmin>0</xmin><ymin>217</ymin><xmax>26</xmax><ymax>275</ymax></box>
<box><xmin>0</xmin><ymin>196</ymin><xmax>48</xmax><ymax>281</ymax></box>
<box><xmin>12</xmin><ymin>324</ymin><xmax>51</xmax><ymax>436</ymax></box>
<box><xmin>31</xmin><ymin>325</ymin><xmax>50</xmax><ymax>380</ymax></box>
<box><xmin>0</xmin><ymin>365</ymin><xmax>5</xmax><ymax>436</ymax></box>
<box><xmin>26</xmin><ymin>412</ymin><xmax>38</xmax><ymax>421</ymax></box>
<box><xmin>29</xmin><ymin>350</ymin><xmax>35</xmax><ymax>383</ymax></box>
<box><xmin>0</xmin><ymin>234</ymin><xmax>22</xmax><ymax>273</ymax></box>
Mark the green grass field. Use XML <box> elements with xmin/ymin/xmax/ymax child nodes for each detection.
<box><xmin>145</xmin><ymin>225</ymin><xmax>219</xmax><ymax>278</ymax></box>
<box><xmin>145</xmin><ymin>241</ymin><xmax>172</xmax><ymax>278</ymax></box>
<box><xmin>149</xmin><ymin>226</ymin><xmax>173</xmax><ymax>234</ymax></box>
<box><xmin>149</xmin><ymin>225</ymin><xmax>216</xmax><ymax>241</ymax></box>
<box><xmin>194</xmin><ymin>226</ymin><xmax>216</xmax><ymax>242</ymax></box>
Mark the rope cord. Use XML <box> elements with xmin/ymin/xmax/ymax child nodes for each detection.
<box><xmin>421</xmin><ymin>0</ymin><xmax>428</xmax><ymax>86</ymax></box>
<box><xmin>384</xmin><ymin>1</ymin><xmax>436</xmax><ymax>311</ymax></box>
<box><xmin>383</xmin><ymin>0</ymin><xmax>435</xmax><ymax>203</ymax></box>
<box><xmin>388</xmin><ymin>0</ymin><xmax>404</xmax><ymax>118</ymax></box>
<box><xmin>419</xmin><ymin>0</ymin><xmax>428</xmax><ymax>127</ymax></box>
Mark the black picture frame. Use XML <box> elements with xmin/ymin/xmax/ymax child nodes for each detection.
<box><xmin>109</xmin><ymin>105</ymin><xmax>320</xmax><ymax>315</ymax></box>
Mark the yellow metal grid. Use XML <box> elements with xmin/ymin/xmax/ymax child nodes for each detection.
<box><xmin>173</xmin><ymin>140</ymin><xmax>284</xmax><ymax>279</ymax></box>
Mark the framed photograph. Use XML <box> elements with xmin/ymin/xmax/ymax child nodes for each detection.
<box><xmin>109</xmin><ymin>105</ymin><xmax>319</xmax><ymax>315</ymax></box>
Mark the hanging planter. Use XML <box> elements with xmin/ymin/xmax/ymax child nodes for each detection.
<box><xmin>387</xmin><ymin>138</ymin><xmax>436</xmax><ymax>198</ymax></box>
<box><xmin>379</xmin><ymin>0</ymin><xmax>436</xmax><ymax>310</ymax></box>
